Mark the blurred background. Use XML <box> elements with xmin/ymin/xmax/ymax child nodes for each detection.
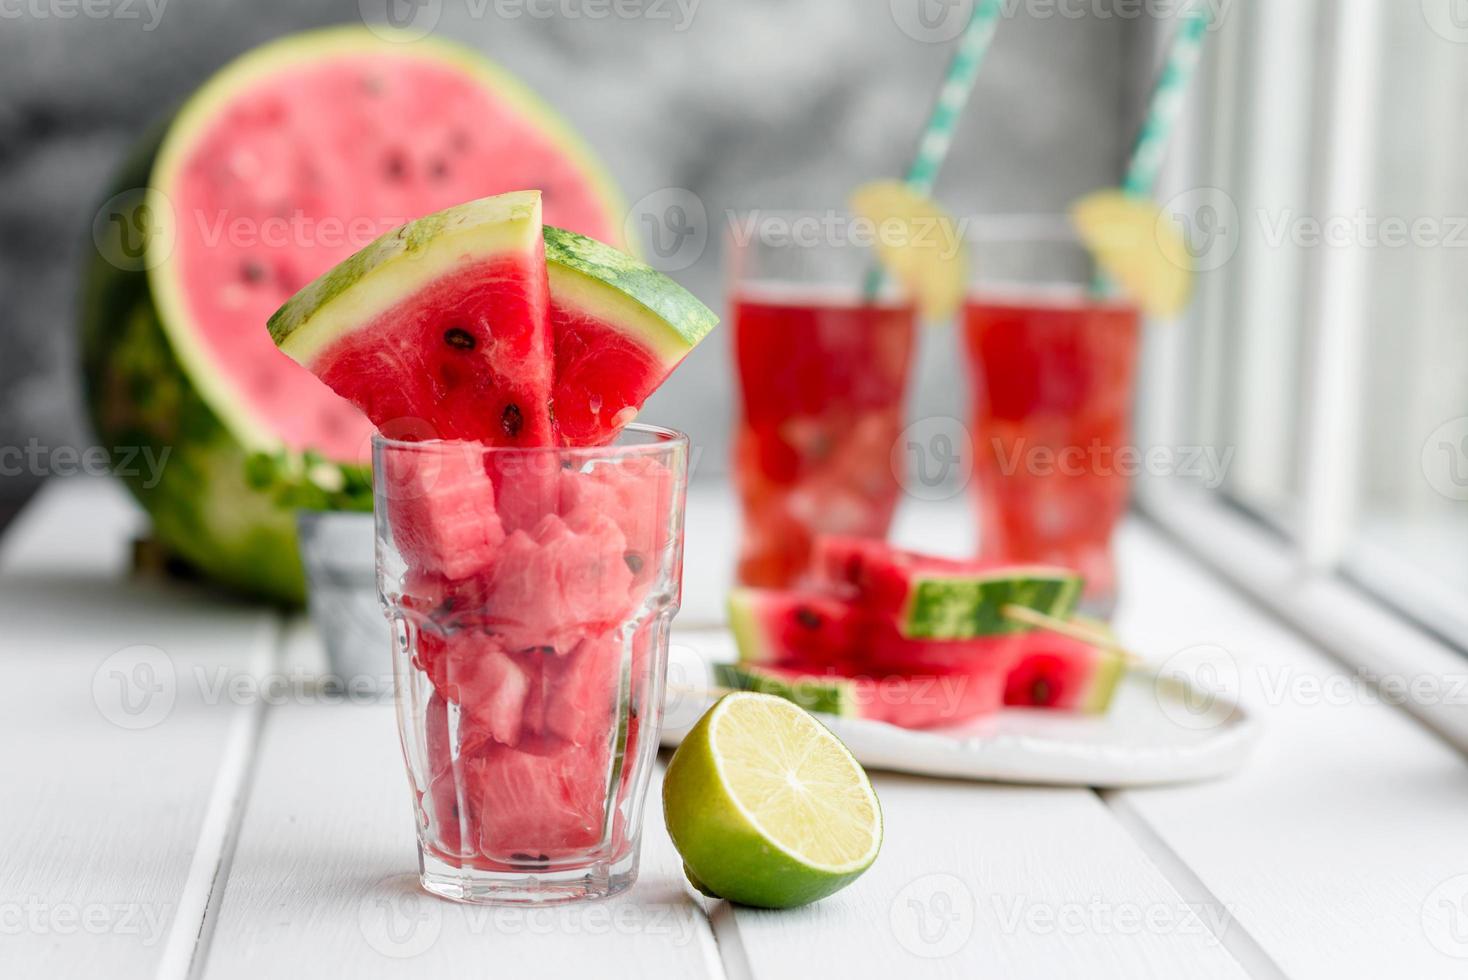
<box><xmin>0</xmin><ymin>0</ymin><xmax>1153</xmax><ymax>503</ymax></box>
<box><xmin>1</xmin><ymin>0</ymin><xmax>1464</xmax><ymax>643</ymax></box>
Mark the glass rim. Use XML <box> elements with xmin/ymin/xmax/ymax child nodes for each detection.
<box><xmin>369</xmin><ymin>422</ymin><xmax>689</xmax><ymax>457</ymax></box>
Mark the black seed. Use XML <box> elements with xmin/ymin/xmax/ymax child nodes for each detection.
<box><xmin>429</xmin><ymin>158</ymin><xmax>449</xmax><ymax>180</ymax></box>
<box><xmin>1031</xmin><ymin>678</ymin><xmax>1052</xmax><ymax>706</ymax></box>
<box><xmin>623</xmin><ymin>552</ymin><xmax>645</xmax><ymax>575</ymax></box>
<box><xmin>240</xmin><ymin>260</ymin><xmax>267</xmax><ymax>283</ymax></box>
<box><xmin>443</xmin><ymin>327</ymin><xmax>475</xmax><ymax>350</ymax></box>
<box><xmin>501</xmin><ymin>403</ymin><xmax>524</xmax><ymax>438</ymax></box>
<box><xmin>384</xmin><ymin>151</ymin><xmax>407</xmax><ymax>180</ymax></box>
<box><xmin>535</xmin><ymin>645</ymin><xmax>555</xmax><ymax>656</ymax></box>
<box><xmin>794</xmin><ymin>607</ymin><xmax>823</xmax><ymax>631</ymax></box>
<box><xmin>511</xmin><ymin>852</ymin><xmax>550</xmax><ymax>864</ymax></box>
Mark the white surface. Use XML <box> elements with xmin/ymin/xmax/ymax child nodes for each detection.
<box><xmin>662</xmin><ymin>631</ymin><xmax>1259</xmax><ymax>788</ymax></box>
<box><xmin>6</xmin><ymin>478</ymin><xmax>1468</xmax><ymax>979</ymax></box>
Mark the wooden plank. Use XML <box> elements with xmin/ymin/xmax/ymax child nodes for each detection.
<box><xmin>198</xmin><ymin>703</ymin><xmax>724</xmax><ymax>979</ymax></box>
<box><xmin>0</xmin><ymin>478</ymin><xmax>279</xmax><ymax>979</ymax></box>
<box><xmin>716</xmin><ymin>774</ymin><xmax>1248</xmax><ymax>980</ymax></box>
<box><xmin>1109</xmin><ymin>522</ymin><xmax>1468</xmax><ymax>980</ymax></box>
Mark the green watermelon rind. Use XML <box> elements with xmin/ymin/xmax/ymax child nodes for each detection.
<box><xmin>267</xmin><ymin>192</ymin><xmax>545</xmax><ymax>363</ymax></box>
<box><xmin>80</xmin><ymin>27</ymin><xmax>628</xmax><ymax>604</ymax></box>
<box><xmin>901</xmin><ymin>568</ymin><xmax>1084</xmax><ymax>640</ymax></box>
<box><xmin>726</xmin><ymin>588</ymin><xmax>776</xmax><ymax>666</ymax></box>
<box><xmin>1073</xmin><ymin>617</ymin><xmax>1127</xmax><ymax>715</ymax></box>
<box><xmin>543</xmin><ymin>226</ymin><xmax>718</xmax><ymax>364</ymax></box>
<box><xmin>713</xmin><ymin>663</ymin><xmax>858</xmax><ymax>720</ymax></box>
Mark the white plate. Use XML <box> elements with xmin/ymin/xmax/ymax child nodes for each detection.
<box><xmin>660</xmin><ymin>629</ymin><xmax>1260</xmax><ymax>788</ymax></box>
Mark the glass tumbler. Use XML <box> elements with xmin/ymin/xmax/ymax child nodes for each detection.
<box><xmin>729</xmin><ymin>214</ymin><xmax>919</xmax><ymax>588</ymax></box>
<box><xmin>374</xmin><ymin>425</ymin><xmax>688</xmax><ymax>905</ymax></box>
<box><xmin>962</xmin><ymin>221</ymin><xmax>1142</xmax><ymax>613</ymax></box>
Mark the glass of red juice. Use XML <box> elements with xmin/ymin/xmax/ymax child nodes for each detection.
<box><xmin>962</xmin><ymin>223</ymin><xmax>1142</xmax><ymax>612</ymax></box>
<box><xmin>729</xmin><ymin>215</ymin><xmax>919</xmax><ymax>587</ymax></box>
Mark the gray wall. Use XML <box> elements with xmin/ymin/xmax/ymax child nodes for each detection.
<box><xmin>0</xmin><ymin>0</ymin><xmax>1151</xmax><ymax>497</ymax></box>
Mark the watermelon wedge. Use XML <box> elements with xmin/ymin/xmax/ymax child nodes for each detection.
<box><xmin>713</xmin><ymin>662</ymin><xmax>1009</xmax><ymax>730</ymax></box>
<box><xmin>727</xmin><ymin>586</ymin><xmax>1016</xmax><ymax>673</ymax></box>
<box><xmin>81</xmin><ymin>27</ymin><xmax>628</xmax><ymax>602</ymax></box>
<box><xmin>545</xmin><ymin>228</ymin><xmax>719</xmax><ymax>445</ymax></box>
<box><xmin>269</xmin><ymin>198</ymin><xmax>717</xmax><ymax>448</ymax></box>
<box><xmin>811</xmin><ymin>536</ymin><xmax>1084</xmax><ymax>640</ymax></box>
<box><xmin>1004</xmin><ymin>619</ymin><xmax>1126</xmax><ymax>714</ymax></box>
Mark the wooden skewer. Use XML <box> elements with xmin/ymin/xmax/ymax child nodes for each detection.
<box><xmin>999</xmin><ymin>604</ymin><xmax>1145</xmax><ymax>668</ymax></box>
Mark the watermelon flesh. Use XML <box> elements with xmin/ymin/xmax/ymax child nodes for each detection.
<box><xmin>168</xmin><ymin>42</ymin><xmax>622</xmax><ymax>462</ymax></box>
<box><xmin>811</xmin><ymin>535</ymin><xmax>1084</xmax><ymax>640</ymax></box>
<box><xmin>397</xmin><ymin>453</ymin><xmax>678</xmax><ymax>872</ymax></box>
<box><xmin>1004</xmin><ymin>623</ymin><xmax>1126</xmax><ymax>714</ymax></box>
<box><xmin>714</xmin><ymin>662</ymin><xmax>1010</xmax><ymax>731</ymax></box>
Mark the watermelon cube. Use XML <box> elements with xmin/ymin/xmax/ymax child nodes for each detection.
<box><xmin>386</xmin><ymin>444</ymin><xmax>504</xmax><ymax>581</ymax></box>
<box><xmin>481</xmin><ymin>514</ymin><xmax>634</xmax><ymax>653</ymax></box>
<box><xmin>466</xmin><ymin>735</ymin><xmax>614</xmax><ymax>862</ymax></box>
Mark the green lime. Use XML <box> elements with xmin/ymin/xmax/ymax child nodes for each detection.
<box><xmin>662</xmin><ymin>692</ymin><xmax>882</xmax><ymax>909</ymax></box>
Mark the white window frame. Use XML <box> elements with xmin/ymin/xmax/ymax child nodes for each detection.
<box><xmin>1134</xmin><ymin>0</ymin><xmax>1468</xmax><ymax>751</ymax></box>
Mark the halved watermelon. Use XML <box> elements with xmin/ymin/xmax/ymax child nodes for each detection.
<box><xmin>1004</xmin><ymin>619</ymin><xmax>1126</xmax><ymax>714</ymax></box>
<box><xmin>713</xmin><ymin>662</ymin><xmax>1009</xmax><ymax>731</ymax></box>
<box><xmin>811</xmin><ymin>536</ymin><xmax>1084</xmax><ymax>640</ymax></box>
<box><xmin>81</xmin><ymin>28</ymin><xmax>628</xmax><ymax>602</ymax></box>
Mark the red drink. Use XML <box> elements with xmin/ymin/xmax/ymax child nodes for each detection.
<box><xmin>733</xmin><ymin>291</ymin><xmax>917</xmax><ymax>587</ymax></box>
<box><xmin>962</xmin><ymin>291</ymin><xmax>1140</xmax><ymax>606</ymax></box>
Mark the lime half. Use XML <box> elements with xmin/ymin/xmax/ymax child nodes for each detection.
<box><xmin>663</xmin><ymin>692</ymin><xmax>882</xmax><ymax>909</ymax></box>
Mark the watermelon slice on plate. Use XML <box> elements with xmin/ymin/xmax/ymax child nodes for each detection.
<box><xmin>713</xmin><ymin>662</ymin><xmax>1009</xmax><ymax>731</ymax></box>
<box><xmin>1004</xmin><ymin>618</ymin><xmax>1126</xmax><ymax>714</ymax></box>
<box><xmin>727</xmin><ymin>586</ymin><xmax>1016</xmax><ymax>673</ymax></box>
<box><xmin>810</xmin><ymin>536</ymin><xmax>1083</xmax><ymax>640</ymax></box>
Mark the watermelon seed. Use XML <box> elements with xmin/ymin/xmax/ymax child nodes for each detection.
<box><xmin>384</xmin><ymin>151</ymin><xmax>407</xmax><ymax>180</ymax></box>
<box><xmin>623</xmin><ymin>552</ymin><xmax>645</xmax><ymax>574</ymax></box>
<box><xmin>501</xmin><ymin>403</ymin><xmax>524</xmax><ymax>438</ymax></box>
<box><xmin>795</xmin><ymin>607</ymin><xmax>824</xmax><ymax>631</ymax></box>
<box><xmin>512</xmin><ymin>853</ymin><xmax>550</xmax><ymax>865</ymax></box>
<box><xmin>240</xmin><ymin>260</ymin><xmax>266</xmax><ymax>284</ymax></box>
<box><xmin>1031</xmin><ymin>678</ymin><xmax>1052</xmax><ymax>705</ymax></box>
<box><xmin>429</xmin><ymin>158</ymin><xmax>449</xmax><ymax>180</ymax></box>
<box><xmin>443</xmin><ymin>327</ymin><xmax>476</xmax><ymax>350</ymax></box>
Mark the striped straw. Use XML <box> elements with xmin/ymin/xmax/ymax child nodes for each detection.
<box><xmin>1122</xmin><ymin>7</ymin><xmax>1212</xmax><ymax>197</ymax></box>
<box><xmin>905</xmin><ymin>0</ymin><xmax>1004</xmax><ymax>195</ymax></box>
<box><xmin>865</xmin><ymin>0</ymin><xmax>1003</xmax><ymax>299</ymax></box>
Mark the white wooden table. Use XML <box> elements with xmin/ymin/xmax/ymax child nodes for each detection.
<box><xmin>6</xmin><ymin>478</ymin><xmax>1468</xmax><ymax>979</ymax></box>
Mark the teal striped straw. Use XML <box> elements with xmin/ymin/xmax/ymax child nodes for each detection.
<box><xmin>1122</xmin><ymin>7</ymin><xmax>1212</xmax><ymax>198</ymax></box>
<box><xmin>865</xmin><ymin>0</ymin><xmax>1003</xmax><ymax>299</ymax></box>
